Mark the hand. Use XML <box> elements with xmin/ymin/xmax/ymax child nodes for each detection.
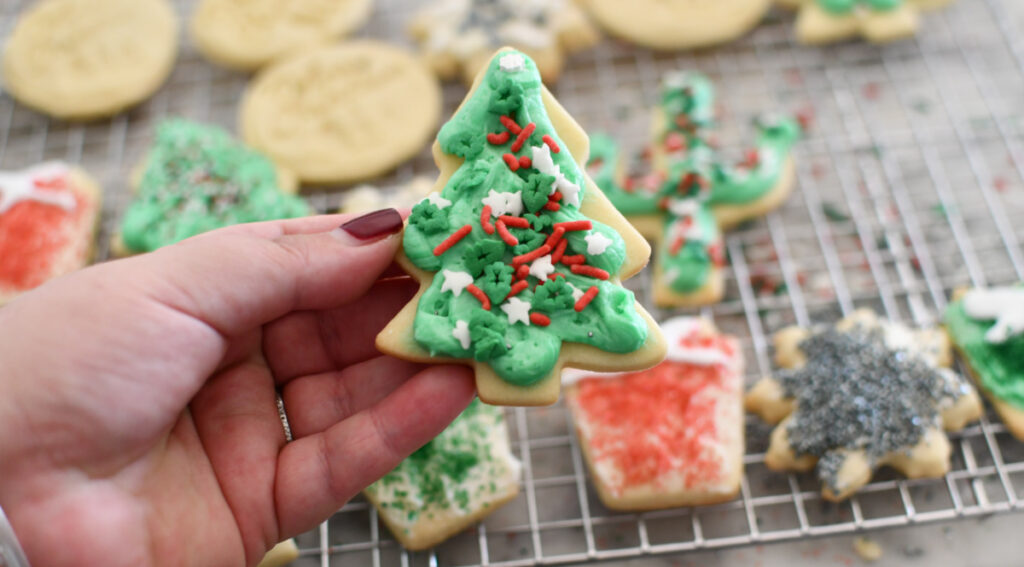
<box><xmin>0</xmin><ymin>211</ymin><xmax>475</xmax><ymax>567</ymax></box>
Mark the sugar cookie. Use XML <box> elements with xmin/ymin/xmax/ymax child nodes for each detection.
<box><xmin>0</xmin><ymin>163</ymin><xmax>101</xmax><ymax>305</ymax></box>
<box><xmin>113</xmin><ymin>119</ymin><xmax>308</xmax><ymax>256</ymax></box>
<box><xmin>588</xmin><ymin>72</ymin><xmax>800</xmax><ymax>307</ymax></box>
<box><xmin>364</xmin><ymin>400</ymin><xmax>521</xmax><ymax>551</ymax></box>
<box><xmin>376</xmin><ymin>49</ymin><xmax>666</xmax><ymax>407</ymax></box>
<box><xmin>339</xmin><ymin>177</ymin><xmax>434</xmax><ymax>215</ymax></box>
<box><xmin>745</xmin><ymin>310</ymin><xmax>983</xmax><ymax>501</ymax></box>
<box><xmin>580</xmin><ymin>0</ymin><xmax>771</xmax><ymax>50</ymax></box>
<box><xmin>240</xmin><ymin>42</ymin><xmax>442</xmax><ymax>184</ymax></box>
<box><xmin>2</xmin><ymin>0</ymin><xmax>178</xmax><ymax>120</ymax></box>
<box><xmin>778</xmin><ymin>0</ymin><xmax>956</xmax><ymax>44</ymax></box>
<box><xmin>409</xmin><ymin>0</ymin><xmax>599</xmax><ymax>84</ymax></box>
<box><xmin>256</xmin><ymin>539</ymin><xmax>299</xmax><ymax>567</ymax></box>
<box><xmin>192</xmin><ymin>0</ymin><xmax>373</xmax><ymax>71</ymax></box>
<box><xmin>945</xmin><ymin>286</ymin><xmax>1024</xmax><ymax>440</ymax></box>
<box><xmin>565</xmin><ymin>317</ymin><xmax>744</xmax><ymax>510</ymax></box>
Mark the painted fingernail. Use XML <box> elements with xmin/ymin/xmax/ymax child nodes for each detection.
<box><xmin>334</xmin><ymin>208</ymin><xmax>403</xmax><ymax>244</ymax></box>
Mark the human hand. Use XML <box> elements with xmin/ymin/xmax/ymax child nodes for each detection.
<box><xmin>0</xmin><ymin>210</ymin><xmax>475</xmax><ymax>567</ymax></box>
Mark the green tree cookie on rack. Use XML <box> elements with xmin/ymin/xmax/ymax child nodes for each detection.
<box><xmin>777</xmin><ymin>0</ymin><xmax>956</xmax><ymax>44</ymax></box>
<box><xmin>376</xmin><ymin>48</ymin><xmax>666</xmax><ymax>407</ymax></box>
<box><xmin>588</xmin><ymin>72</ymin><xmax>801</xmax><ymax>307</ymax></box>
<box><xmin>114</xmin><ymin>119</ymin><xmax>310</xmax><ymax>255</ymax></box>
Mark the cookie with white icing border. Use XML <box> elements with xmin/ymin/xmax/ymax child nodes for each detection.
<box><xmin>945</xmin><ymin>286</ymin><xmax>1024</xmax><ymax>440</ymax></box>
<box><xmin>778</xmin><ymin>0</ymin><xmax>956</xmax><ymax>44</ymax></box>
<box><xmin>580</xmin><ymin>0</ymin><xmax>771</xmax><ymax>50</ymax></box>
<box><xmin>0</xmin><ymin>162</ymin><xmax>102</xmax><ymax>305</ymax></box>
<box><xmin>565</xmin><ymin>317</ymin><xmax>744</xmax><ymax>511</ymax></box>
<box><xmin>408</xmin><ymin>0</ymin><xmax>599</xmax><ymax>85</ymax></box>
<box><xmin>588</xmin><ymin>72</ymin><xmax>800</xmax><ymax>307</ymax></box>
<box><xmin>745</xmin><ymin>310</ymin><xmax>983</xmax><ymax>501</ymax></box>
<box><xmin>364</xmin><ymin>399</ymin><xmax>521</xmax><ymax>551</ymax></box>
<box><xmin>376</xmin><ymin>49</ymin><xmax>666</xmax><ymax>407</ymax></box>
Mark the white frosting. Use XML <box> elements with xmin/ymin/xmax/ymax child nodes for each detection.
<box><xmin>0</xmin><ymin>162</ymin><xmax>76</xmax><ymax>214</ymax></box>
<box><xmin>452</xmin><ymin>320</ymin><xmax>471</xmax><ymax>349</ymax></box>
<box><xmin>529</xmin><ymin>254</ymin><xmax>555</xmax><ymax>280</ymax></box>
<box><xmin>963</xmin><ymin>287</ymin><xmax>1024</xmax><ymax>343</ymax></box>
<box><xmin>567</xmin><ymin>282</ymin><xmax>585</xmax><ymax>302</ymax></box>
<box><xmin>500</xmin><ymin>296</ymin><xmax>531</xmax><ymax>325</ymax></box>
<box><xmin>667</xmin><ymin>197</ymin><xmax>700</xmax><ymax>218</ymax></box>
<box><xmin>424</xmin><ymin>192</ymin><xmax>453</xmax><ymax>209</ymax></box>
<box><xmin>498</xmin><ymin>53</ymin><xmax>526</xmax><ymax>72</ymax></box>
<box><xmin>584</xmin><ymin>232</ymin><xmax>612</xmax><ymax>255</ymax></box>
<box><xmin>531</xmin><ymin>145</ymin><xmax>581</xmax><ymax>207</ymax></box>
<box><xmin>441</xmin><ymin>269</ymin><xmax>474</xmax><ymax>297</ymax></box>
<box><xmin>481</xmin><ymin>189</ymin><xmax>523</xmax><ymax>217</ymax></box>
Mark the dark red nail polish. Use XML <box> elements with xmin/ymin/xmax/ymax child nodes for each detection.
<box><xmin>338</xmin><ymin>208</ymin><xmax>403</xmax><ymax>242</ymax></box>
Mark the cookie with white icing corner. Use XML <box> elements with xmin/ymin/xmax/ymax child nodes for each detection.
<box><xmin>339</xmin><ymin>177</ymin><xmax>435</xmax><ymax>215</ymax></box>
<box><xmin>408</xmin><ymin>0</ymin><xmax>599</xmax><ymax>84</ymax></box>
<box><xmin>580</xmin><ymin>0</ymin><xmax>771</xmax><ymax>50</ymax></box>
<box><xmin>778</xmin><ymin>0</ymin><xmax>957</xmax><ymax>44</ymax></box>
<box><xmin>564</xmin><ymin>317</ymin><xmax>744</xmax><ymax>511</ymax></box>
<box><xmin>376</xmin><ymin>49</ymin><xmax>666</xmax><ymax>407</ymax></box>
<box><xmin>364</xmin><ymin>399</ymin><xmax>521</xmax><ymax>551</ymax></box>
<box><xmin>256</xmin><ymin>539</ymin><xmax>299</xmax><ymax>567</ymax></box>
<box><xmin>945</xmin><ymin>286</ymin><xmax>1024</xmax><ymax>440</ymax></box>
<box><xmin>240</xmin><ymin>41</ymin><xmax>442</xmax><ymax>184</ymax></box>
<box><xmin>0</xmin><ymin>162</ymin><xmax>102</xmax><ymax>305</ymax></box>
<box><xmin>588</xmin><ymin>72</ymin><xmax>800</xmax><ymax>308</ymax></box>
<box><xmin>745</xmin><ymin>309</ymin><xmax>983</xmax><ymax>501</ymax></box>
<box><xmin>191</xmin><ymin>0</ymin><xmax>373</xmax><ymax>71</ymax></box>
<box><xmin>2</xmin><ymin>0</ymin><xmax>178</xmax><ymax>121</ymax></box>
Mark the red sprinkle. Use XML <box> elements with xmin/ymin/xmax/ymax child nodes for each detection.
<box><xmin>433</xmin><ymin>224</ymin><xmax>472</xmax><ymax>256</ymax></box>
<box><xmin>502</xmin><ymin>153</ymin><xmax>520</xmax><ymax>171</ymax></box>
<box><xmin>496</xmin><ymin>220</ymin><xmax>519</xmax><ymax>246</ymax></box>
<box><xmin>542</xmin><ymin>135</ymin><xmax>560</xmax><ymax>153</ymax></box>
<box><xmin>499</xmin><ymin>215</ymin><xmax>530</xmax><ymax>228</ymax></box>
<box><xmin>519</xmin><ymin>156</ymin><xmax>532</xmax><ymax>169</ymax></box>
<box><xmin>551</xmin><ymin>238</ymin><xmax>569</xmax><ymax>264</ymax></box>
<box><xmin>466</xmin><ymin>284</ymin><xmax>491</xmax><ymax>310</ymax></box>
<box><xmin>561</xmin><ymin>254</ymin><xmax>585</xmax><ymax>265</ymax></box>
<box><xmin>544</xmin><ymin>202</ymin><xmax>560</xmax><ymax>211</ymax></box>
<box><xmin>554</xmin><ymin>220</ymin><xmax>592</xmax><ymax>232</ymax></box>
<box><xmin>545</xmin><ymin>226</ymin><xmax>566</xmax><ymax>248</ymax></box>
<box><xmin>571</xmin><ymin>264</ymin><xmax>610</xmax><ymax>280</ymax></box>
<box><xmin>515</xmin><ymin>264</ymin><xmax>530</xmax><ymax>280</ymax></box>
<box><xmin>549</xmin><ymin>191</ymin><xmax>563</xmax><ymax>202</ymax></box>
<box><xmin>507</xmin><ymin>280</ymin><xmax>529</xmax><ymax>298</ymax></box>
<box><xmin>500</xmin><ymin>115</ymin><xmax>522</xmax><ymax>135</ymax></box>
<box><xmin>548</xmin><ymin>272</ymin><xmax>566</xmax><ymax>280</ymax></box>
<box><xmin>740</xmin><ymin>149</ymin><xmax>760</xmax><ymax>169</ymax></box>
<box><xmin>487</xmin><ymin>131</ymin><xmax>511</xmax><ymax>145</ymax></box>
<box><xmin>480</xmin><ymin>205</ymin><xmax>494</xmax><ymax>234</ymax></box>
<box><xmin>708</xmin><ymin>242</ymin><xmax>726</xmax><ymax>267</ymax></box>
<box><xmin>513</xmin><ymin>244</ymin><xmax>552</xmax><ymax>265</ymax></box>
<box><xmin>574</xmin><ymin>286</ymin><xmax>599</xmax><ymax>311</ymax></box>
<box><xmin>511</xmin><ymin>122</ymin><xmax>536</xmax><ymax>153</ymax></box>
<box><xmin>670</xmin><ymin>235</ymin><xmax>685</xmax><ymax>255</ymax></box>
<box><xmin>664</xmin><ymin>132</ymin><xmax>687</xmax><ymax>152</ymax></box>
<box><xmin>530</xmin><ymin>313</ymin><xmax>551</xmax><ymax>326</ymax></box>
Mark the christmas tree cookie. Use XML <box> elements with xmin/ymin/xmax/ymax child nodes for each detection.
<box><xmin>588</xmin><ymin>72</ymin><xmax>801</xmax><ymax>307</ymax></box>
<box><xmin>113</xmin><ymin>119</ymin><xmax>310</xmax><ymax>255</ymax></box>
<box><xmin>376</xmin><ymin>49</ymin><xmax>666</xmax><ymax>407</ymax></box>
<box><xmin>364</xmin><ymin>399</ymin><xmax>521</xmax><ymax>551</ymax></box>
<box><xmin>745</xmin><ymin>310</ymin><xmax>983</xmax><ymax>501</ymax></box>
<box><xmin>565</xmin><ymin>317</ymin><xmax>745</xmax><ymax>511</ymax></box>
<box><xmin>0</xmin><ymin>162</ymin><xmax>102</xmax><ymax>304</ymax></box>
<box><xmin>778</xmin><ymin>0</ymin><xmax>956</xmax><ymax>44</ymax></box>
<box><xmin>945</xmin><ymin>286</ymin><xmax>1024</xmax><ymax>440</ymax></box>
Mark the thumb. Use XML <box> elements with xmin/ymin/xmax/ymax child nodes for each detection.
<box><xmin>136</xmin><ymin>209</ymin><xmax>406</xmax><ymax>337</ymax></box>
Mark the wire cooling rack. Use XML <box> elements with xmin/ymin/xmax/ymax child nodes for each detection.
<box><xmin>3</xmin><ymin>0</ymin><xmax>1024</xmax><ymax>565</ymax></box>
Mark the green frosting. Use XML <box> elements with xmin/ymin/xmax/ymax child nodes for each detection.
<box><xmin>945</xmin><ymin>296</ymin><xmax>1024</xmax><ymax>409</ymax></box>
<box><xmin>586</xmin><ymin>72</ymin><xmax>801</xmax><ymax>293</ymax></box>
<box><xmin>818</xmin><ymin>0</ymin><xmax>903</xmax><ymax>14</ymax></box>
<box><xmin>121</xmin><ymin>119</ymin><xmax>310</xmax><ymax>253</ymax></box>
<box><xmin>404</xmin><ymin>50</ymin><xmax>649</xmax><ymax>387</ymax></box>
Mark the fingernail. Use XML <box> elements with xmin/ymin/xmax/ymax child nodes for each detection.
<box><xmin>333</xmin><ymin>208</ymin><xmax>403</xmax><ymax>244</ymax></box>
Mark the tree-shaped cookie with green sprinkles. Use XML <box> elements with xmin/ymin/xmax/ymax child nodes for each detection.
<box><xmin>376</xmin><ymin>48</ymin><xmax>666</xmax><ymax>407</ymax></box>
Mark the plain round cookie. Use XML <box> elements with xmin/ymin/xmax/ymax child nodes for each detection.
<box><xmin>192</xmin><ymin>0</ymin><xmax>373</xmax><ymax>71</ymax></box>
<box><xmin>580</xmin><ymin>0</ymin><xmax>771</xmax><ymax>50</ymax></box>
<box><xmin>240</xmin><ymin>41</ymin><xmax>442</xmax><ymax>184</ymax></box>
<box><xmin>2</xmin><ymin>0</ymin><xmax>179</xmax><ymax>121</ymax></box>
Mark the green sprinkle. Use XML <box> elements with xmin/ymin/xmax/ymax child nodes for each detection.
<box><xmin>822</xmin><ymin>202</ymin><xmax>850</xmax><ymax>222</ymax></box>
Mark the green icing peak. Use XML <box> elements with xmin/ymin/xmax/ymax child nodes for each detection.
<box><xmin>121</xmin><ymin>119</ymin><xmax>310</xmax><ymax>253</ymax></box>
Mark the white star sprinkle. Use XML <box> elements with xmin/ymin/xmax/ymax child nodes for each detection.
<box><xmin>567</xmin><ymin>282</ymin><xmax>585</xmax><ymax>303</ymax></box>
<box><xmin>529</xmin><ymin>254</ymin><xmax>555</xmax><ymax>280</ymax></box>
<box><xmin>481</xmin><ymin>189</ymin><xmax>523</xmax><ymax>217</ymax></box>
<box><xmin>584</xmin><ymin>232</ymin><xmax>613</xmax><ymax>255</ymax></box>
<box><xmin>499</xmin><ymin>53</ymin><xmax>526</xmax><ymax>72</ymax></box>
<box><xmin>0</xmin><ymin>162</ymin><xmax>76</xmax><ymax>214</ymax></box>
<box><xmin>501</xmin><ymin>297</ymin><xmax>532</xmax><ymax>325</ymax></box>
<box><xmin>963</xmin><ymin>287</ymin><xmax>1024</xmax><ymax>343</ymax></box>
<box><xmin>452</xmin><ymin>320</ymin><xmax>471</xmax><ymax>350</ymax></box>
<box><xmin>530</xmin><ymin>145</ymin><xmax>581</xmax><ymax>207</ymax></box>
<box><xmin>441</xmin><ymin>270</ymin><xmax>474</xmax><ymax>297</ymax></box>
<box><xmin>424</xmin><ymin>192</ymin><xmax>452</xmax><ymax>209</ymax></box>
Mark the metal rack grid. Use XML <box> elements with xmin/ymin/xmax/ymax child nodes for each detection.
<box><xmin>3</xmin><ymin>0</ymin><xmax>1024</xmax><ymax>565</ymax></box>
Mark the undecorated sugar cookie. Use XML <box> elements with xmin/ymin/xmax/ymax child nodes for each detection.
<box><xmin>364</xmin><ymin>400</ymin><xmax>521</xmax><ymax>551</ymax></box>
<box><xmin>580</xmin><ymin>0</ymin><xmax>771</xmax><ymax>50</ymax></box>
<box><xmin>240</xmin><ymin>42</ymin><xmax>442</xmax><ymax>184</ymax></box>
<box><xmin>0</xmin><ymin>162</ymin><xmax>102</xmax><ymax>304</ymax></box>
<box><xmin>2</xmin><ymin>0</ymin><xmax>178</xmax><ymax>120</ymax></box>
<box><xmin>565</xmin><ymin>317</ymin><xmax>744</xmax><ymax>511</ymax></box>
<box><xmin>409</xmin><ymin>0</ymin><xmax>599</xmax><ymax>84</ymax></box>
<box><xmin>589</xmin><ymin>72</ymin><xmax>800</xmax><ymax>307</ymax></box>
<box><xmin>779</xmin><ymin>0</ymin><xmax>957</xmax><ymax>44</ymax></box>
<box><xmin>745</xmin><ymin>310</ymin><xmax>983</xmax><ymax>501</ymax></box>
<box><xmin>945</xmin><ymin>286</ymin><xmax>1024</xmax><ymax>440</ymax></box>
<box><xmin>376</xmin><ymin>49</ymin><xmax>666</xmax><ymax>407</ymax></box>
<box><xmin>192</xmin><ymin>0</ymin><xmax>373</xmax><ymax>71</ymax></box>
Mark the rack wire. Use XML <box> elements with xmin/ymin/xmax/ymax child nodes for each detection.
<box><xmin>2</xmin><ymin>0</ymin><xmax>1024</xmax><ymax>565</ymax></box>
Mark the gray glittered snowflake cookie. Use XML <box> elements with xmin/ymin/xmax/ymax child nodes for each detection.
<box><xmin>745</xmin><ymin>309</ymin><xmax>983</xmax><ymax>501</ymax></box>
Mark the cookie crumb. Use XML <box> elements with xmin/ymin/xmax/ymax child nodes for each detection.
<box><xmin>853</xmin><ymin>536</ymin><xmax>882</xmax><ymax>562</ymax></box>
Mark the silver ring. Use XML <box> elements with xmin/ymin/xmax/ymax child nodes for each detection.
<box><xmin>276</xmin><ymin>393</ymin><xmax>293</xmax><ymax>443</ymax></box>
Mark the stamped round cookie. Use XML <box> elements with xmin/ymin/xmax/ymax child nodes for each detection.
<box><xmin>240</xmin><ymin>41</ymin><xmax>442</xmax><ymax>184</ymax></box>
<box><xmin>2</xmin><ymin>0</ymin><xmax>178</xmax><ymax>120</ymax></box>
<box><xmin>580</xmin><ymin>0</ymin><xmax>771</xmax><ymax>50</ymax></box>
<box><xmin>192</xmin><ymin>0</ymin><xmax>373</xmax><ymax>71</ymax></box>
